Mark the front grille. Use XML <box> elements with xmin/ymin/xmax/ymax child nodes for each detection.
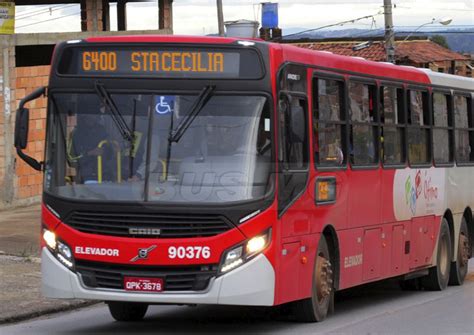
<box><xmin>64</xmin><ymin>211</ymin><xmax>234</xmax><ymax>238</ymax></box>
<box><xmin>76</xmin><ymin>260</ymin><xmax>219</xmax><ymax>291</ymax></box>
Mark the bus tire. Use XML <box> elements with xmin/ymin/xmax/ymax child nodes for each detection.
<box><xmin>421</xmin><ymin>219</ymin><xmax>452</xmax><ymax>291</ymax></box>
<box><xmin>449</xmin><ymin>218</ymin><xmax>470</xmax><ymax>286</ymax></box>
<box><xmin>292</xmin><ymin>236</ymin><xmax>334</xmax><ymax>322</ymax></box>
<box><xmin>107</xmin><ymin>301</ymin><xmax>148</xmax><ymax>322</ymax></box>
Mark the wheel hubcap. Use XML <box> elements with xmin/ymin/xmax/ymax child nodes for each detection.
<box><xmin>316</xmin><ymin>255</ymin><xmax>333</xmax><ymax>302</ymax></box>
<box><xmin>439</xmin><ymin>235</ymin><xmax>449</xmax><ymax>276</ymax></box>
<box><xmin>459</xmin><ymin>233</ymin><xmax>470</xmax><ymax>267</ymax></box>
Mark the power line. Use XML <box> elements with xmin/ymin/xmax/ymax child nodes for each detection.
<box><xmin>16</xmin><ymin>4</ymin><xmax>73</xmax><ymax>20</ymax></box>
<box><xmin>284</xmin><ymin>12</ymin><xmax>383</xmax><ymax>38</ymax></box>
<box><xmin>16</xmin><ymin>11</ymin><xmax>80</xmax><ymax>29</ymax></box>
<box><xmin>396</xmin><ymin>30</ymin><xmax>474</xmax><ymax>34</ymax></box>
<box><xmin>395</xmin><ymin>25</ymin><xmax>474</xmax><ymax>28</ymax></box>
<box><xmin>16</xmin><ymin>5</ymin><xmax>58</xmax><ymax>18</ymax></box>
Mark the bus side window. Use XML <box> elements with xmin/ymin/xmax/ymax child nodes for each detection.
<box><xmin>432</xmin><ymin>92</ymin><xmax>453</xmax><ymax>165</ymax></box>
<box><xmin>348</xmin><ymin>81</ymin><xmax>378</xmax><ymax>166</ymax></box>
<box><xmin>407</xmin><ymin>89</ymin><xmax>431</xmax><ymax>165</ymax></box>
<box><xmin>380</xmin><ymin>86</ymin><xmax>405</xmax><ymax>166</ymax></box>
<box><xmin>278</xmin><ymin>95</ymin><xmax>309</xmax><ymax>213</ymax></box>
<box><xmin>454</xmin><ymin>94</ymin><xmax>474</xmax><ymax>164</ymax></box>
<box><xmin>313</xmin><ymin>77</ymin><xmax>346</xmax><ymax>168</ymax></box>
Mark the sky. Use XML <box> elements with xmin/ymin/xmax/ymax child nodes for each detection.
<box><xmin>14</xmin><ymin>0</ymin><xmax>474</xmax><ymax>36</ymax></box>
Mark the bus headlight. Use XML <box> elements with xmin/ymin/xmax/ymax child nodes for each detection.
<box><xmin>43</xmin><ymin>229</ymin><xmax>57</xmax><ymax>250</ymax></box>
<box><xmin>220</xmin><ymin>229</ymin><xmax>271</xmax><ymax>274</ymax></box>
<box><xmin>57</xmin><ymin>241</ymin><xmax>74</xmax><ymax>269</ymax></box>
<box><xmin>43</xmin><ymin>228</ymin><xmax>75</xmax><ymax>269</ymax></box>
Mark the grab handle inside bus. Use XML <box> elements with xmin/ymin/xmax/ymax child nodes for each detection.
<box><xmin>14</xmin><ymin>86</ymin><xmax>47</xmax><ymax>172</ymax></box>
<box><xmin>97</xmin><ymin>140</ymin><xmax>122</xmax><ymax>184</ymax></box>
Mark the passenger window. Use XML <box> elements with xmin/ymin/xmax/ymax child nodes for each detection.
<box><xmin>454</xmin><ymin>95</ymin><xmax>474</xmax><ymax>163</ymax></box>
<box><xmin>380</xmin><ymin>86</ymin><xmax>405</xmax><ymax>165</ymax></box>
<box><xmin>313</xmin><ymin>78</ymin><xmax>346</xmax><ymax>168</ymax></box>
<box><xmin>348</xmin><ymin>81</ymin><xmax>378</xmax><ymax>166</ymax></box>
<box><xmin>279</xmin><ymin>97</ymin><xmax>308</xmax><ymax>170</ymax></box>
<box><xmin>278</xmin><ymin>94</ymin><xmax>309</xmax><ymax>213</ymax></box>
<box><xmin>407</xmin><ymin>90</ymin><xmax>430</xmax><ymax>165</ymax></box>
<box><xmin>432</xmin><ymin>92</ymin><xmax>453</xmax><ymax>164</ymax></box>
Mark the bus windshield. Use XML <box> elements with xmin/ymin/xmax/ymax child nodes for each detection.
<box><xmin>44</xmin><ymin>93</ymin><xmax>273</xmax><ymax>204</ymax></box>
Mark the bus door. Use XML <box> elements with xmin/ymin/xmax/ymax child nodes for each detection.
<box><xmin>276</xmin><ymin>65</ymin><xmax>313</xmax><ymax>303</ymax></box>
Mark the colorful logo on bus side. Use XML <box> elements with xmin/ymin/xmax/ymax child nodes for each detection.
<box><xmin>394</xmin><ymin>168</ymin><xmax>444</xmax><ymax>221</ymax></box>
<box><xmin>404</xmin><ymin>170</ymin><xmax>425</xmax><ymax>216</ymax></box>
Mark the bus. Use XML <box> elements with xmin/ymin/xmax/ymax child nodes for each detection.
<box><xmin>15</xmin><ymin>35</ymin><xmax>473</xmax><ymax>322</ymax></box>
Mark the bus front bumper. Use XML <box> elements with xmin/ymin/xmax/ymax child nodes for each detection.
<box><xmin>41</xmin><ymin>248</ymin><xmax>275</xmax><ymax>306</ymax></box>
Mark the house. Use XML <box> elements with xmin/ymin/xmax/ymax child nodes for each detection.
<box><xmin>292</xmin><ymin>39</ymin><xmax>472</xmax><ymax>78</ymax></box>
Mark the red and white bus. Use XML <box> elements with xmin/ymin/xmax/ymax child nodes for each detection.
<box><xmin>15</xmin><ymin>35</ymin><xmax>473</xmax><ymax>322</ymax></box>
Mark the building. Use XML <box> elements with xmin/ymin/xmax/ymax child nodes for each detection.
<box><xmin>292</xmin><ymin>39</ymin><xmax>472</xmax><ymax>77</ymax></box>
<box><xmin>0</xmin><ymin>0</ymin><xmax>174</xmax><ymax>209</ymax></box>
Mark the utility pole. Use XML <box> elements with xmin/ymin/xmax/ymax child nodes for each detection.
<box><xmin>217</xmin><ymin>0</ymin><xmax>225</xmax><ymax>37</ymax></box>
<box><xmin>384</xmin><ymin>0</ymin><xmax>395</xmax><ymax>63</ymax></box>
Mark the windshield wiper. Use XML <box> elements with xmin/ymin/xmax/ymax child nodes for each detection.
<box><xmin>162</xmin><ymin>85</ymin><xmax>215</xmax><ymax>181</ymax></box>
<box><xmin>168</xmin><ymin>85</ymin><xmax>215</xmax><ymax>143</ymax></box>
<box><xmin>94</xmin><ymin>81</ymin><xmax>133</xmax><ymax>142</ymax></box>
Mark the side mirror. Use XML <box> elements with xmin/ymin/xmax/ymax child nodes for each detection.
<box><xmin>14</xmin><ymin>86</ymin><xmax>46</xmax><ymax>172</ymax></box>
<box><xmin>289</xmin><ymin>103</ymin><xmax>305</xmax><ymax>144</ymax></box>
<box><xmin>14</xmin><ymin>107</ymin><xmax>29</xmax><ymax>149</ymax></box>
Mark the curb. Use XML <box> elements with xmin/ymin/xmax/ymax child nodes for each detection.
<box><xmin>0</xmin><ymin>301</ymin><xmax>100</xmax><ymax>325</ymax></box>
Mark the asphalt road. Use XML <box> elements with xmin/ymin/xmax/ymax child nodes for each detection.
<box><xmin>2</xmin><ymin>260</ymin><xmax>474</xmax><ymax>335</ymax></box>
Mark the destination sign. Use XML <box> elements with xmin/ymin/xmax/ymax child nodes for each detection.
<box><xmin>57</xmin><ymin>46</ymin><xmax>264</xmax><ymax>79</ymax></box>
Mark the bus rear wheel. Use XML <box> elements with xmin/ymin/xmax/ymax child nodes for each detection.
<box><xmin>449</xmin><ymin>218</ymin><xmax>470</xmax><ymax>286</ymax></box>
<box><xmin>292</xmin><ymin>236</ymin><xmax>334</xmax><ymax>322</ymax></box>
<box><xmin>107</xmin><ymin>301</ymin><xmax>148</xmax><ymax>322</ymax></box>
<box><xmin>421</xmin><ymin>219</ymin><xmax>452</xmax><ymax>291</ymax></box>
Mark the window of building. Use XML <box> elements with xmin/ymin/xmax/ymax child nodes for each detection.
<box><xmin>348</xmin><ymin>81</ymin><xmax>378</xmax><ymax>166</ymax></box>
<box><xmin>313</xmin><ymin>77</ymin><xmax>346</xmax><ymax>168</ymax></box>
<box><xmin>380</xmin><ymin>86</ymin><xmax>405</xmax><ymax>165</ymax></box>
<box><xmin>407</xmin><ymin>89</ymin><xmax>430</xmax><ymax>165</ymax></box>
<box><xmin>432</xmin><ymin>92</ymin><xmax>453</xmax><ymax>164</ymax></box>
<box><xmin>454</xmin><ymin>94</ymin><xmax>474</xmax><ymax>163</ymax></box>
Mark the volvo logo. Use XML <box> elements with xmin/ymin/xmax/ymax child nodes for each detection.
<box><xmin>129</xmin><ymin>228</ymin><xmax>161</xmax><ymax>236</ymax></box>
<box><xmin>130</xmin><ymin>245</ymin><xmax>157</xmax><ymax>262</ymax></box>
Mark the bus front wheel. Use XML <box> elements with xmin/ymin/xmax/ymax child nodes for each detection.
<box><xmin>107</xmin><ymin>301</ymin><xmax>148</xmax><ymax>322</ymax></box>
<box><xmin>421</xmin><ymin>219</ymin><xmax>452</xmax><ymax>291</ymax></box>
<box><xmin>292</xmin><ymin>236</ymin><xmax>334</xmax><ymax>322</ymax></box>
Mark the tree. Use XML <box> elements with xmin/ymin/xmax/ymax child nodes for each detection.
<box><xmin>431</xmin><ymin>35</ymin><xmax>450</xmax><ymax>50</ymax></box>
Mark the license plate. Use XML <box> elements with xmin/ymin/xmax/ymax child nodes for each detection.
<box><xmin>124</xmin><ymin>277</ymin><xmax>164</xmax><ymax>292</ymax></box>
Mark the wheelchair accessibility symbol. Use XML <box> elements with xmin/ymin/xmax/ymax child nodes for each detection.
<box><xmin>155</xmin><ymin>96</ymin><xmax>174</xmax><ymax>115</ymax></box>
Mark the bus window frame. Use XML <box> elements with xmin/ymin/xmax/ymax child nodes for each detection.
<box><xmin>432</xmin><ymin>88</ymin><xmax>455</xmax><ymax>168</ymax></box>
<box><xmin>44</xmin><ymin>87</ymin><xmax>278</xmax><ymax>210</ymax></box>
<box><xmin>277</xmin><ymin>90</ymin><xmax>311</xmax><ymax>216</ymax></box>
<box><xmin>312</xmin><ymin>71</ymin><xmax>348</xmax><ymax>172</ymax></box>
<box><xmin>346</xmin><ymin>76</ymin><xmax>380</xmax><ymax>171</ymax></box>
<box><xmin>406</xmin><ymin>84</ymin><xmax>432</xmax><ymax>169</ymax></box>
<box><xmin>379</xmin><ymin>81</ymin><xmax>407</xmax><ymax>170</ymax></box>
<box><xmin>453</xmin><ymin>90</ymin><xmax>474</xmax><ymax>166</ymax></box>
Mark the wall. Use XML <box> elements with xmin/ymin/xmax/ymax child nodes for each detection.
<box><xmin>0</xmin><ymin>45</ymin><xmax>16</xmax><ymax>209</ymax></box>
<box><xmin>0</xmin><ymin>62</ymin><xmax>49</xmax><ymax>210</ymax></box>
<box><xmin>14</xmin><ymin>66</ymin><xmax>49</xmax><ymax>201</ymax></box>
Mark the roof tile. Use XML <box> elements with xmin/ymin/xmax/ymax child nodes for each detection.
<box><xmin>292</xmin><ymin>40</ymin><xmax>468</xmax><ymax>64</ymax></box>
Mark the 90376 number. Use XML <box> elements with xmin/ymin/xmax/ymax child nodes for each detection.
<box><xmin>168</xmin><ymin>246</ymin><xmax>211</xmax><ymax>260</ymax></box>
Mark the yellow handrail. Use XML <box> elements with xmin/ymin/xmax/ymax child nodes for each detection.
<box><xmin>159</xmin><ymin>159</ymin><xmax>167</xmax><ymax>181</ymax></box>
<box><xmin>97</xmin><ymin>140</ymin><xmax>121</xmax><ymax>184</ymax></box>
